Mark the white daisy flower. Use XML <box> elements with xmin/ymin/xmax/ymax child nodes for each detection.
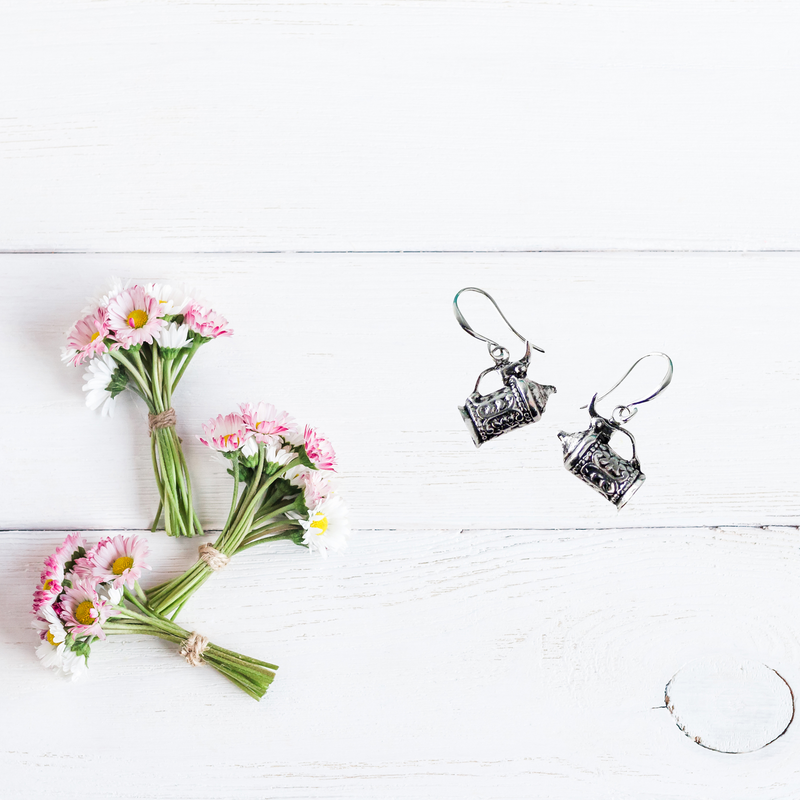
<box><xmin>266</xmin><ymin>441</ymin><xmax>299</xmax><ymax>468</ymax></box>
<box><xmin>103</xmin><ymin>585</ymin><xmax>124</xmax><ymax>606</ymax></box>
<box><xmin>146</xmin><ymin>282</ymin><xmax>191</xmax><ymax>316</ymax></box>
<box><xmin>297</xmin><ymin>494</ymin><xmax>350</xmax><ymax>558</ymax></box>
<box><xmin>240</xmin><ymin>436</ymin><xmax>259</xmax><ymax>459</ymax></box>
<box><xmin>81</xmin><ymin>277</ymin><xmax>131</xmax><ymax>314</ymax></box>
<box><xmin>82</xmin><ymin>353</ymin><xmax>118</xmax><ymax>417</ymax></box>
<box><xmin>154</xmin><ymin>322</ymin><xmax>191</xmax><ymax>351</ymax></box>
<box><xmin>282</xmin><ymin>427</ymin><xmax>304</xmax><ymax>448</ymax></box>
<box><xmin>32</xmin><ymin>606</ymin><xmax>69</xmax><ymax>672</ymax></box>
<box><xmin>62</xmin><ymin>649</ymin><xmax>88</xmax><ymax>681</ymax></box>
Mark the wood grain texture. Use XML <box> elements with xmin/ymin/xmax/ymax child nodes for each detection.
<box><xmin>1</xmin><ymin>254</ymin><xmax>798</xmax><ymax>531</ymax></box>
<box><xmin>2</xmin><ymin>1</ymin><xmax>800</xmax><ymax>251</ymax></box>
<box><xmin>4</xmin><ymin>526</ymin><xmax>800</xmax><ymax>799</ymax></box>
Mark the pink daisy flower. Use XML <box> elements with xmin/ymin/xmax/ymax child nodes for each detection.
<box><xmin>32</xmin><ymin>555</ymin><xmax>66</xmax><ymax>614</ymax></box>
<box><xmin>106</xmin><ymin>285</ymin><xmax>165</xmax><ymax>348</ymax></box>
<box><xmin>289</xmin><ymin>468</ymin><xmax>334</xmax><ymax>507</ymax></box>
<box><xmin>32</xmin><ymin>533</ymin><xmax>87</xmax><ymax>613</ymax></box>
<box><xmin>53</xmin><ymin>532</ymin><xmax>86</xmax><ymax>567</ymax></box>
<box><xmin>63</xmin><ymin>308</ymin><xmax>110</xmax><ymax>367</ymax></box>
<box><xmin>32</xmin><ymin>580</ymin><xmax>63</xmax><ymax>614</ymax></box>
<box><xmin>70</xmin><ymin>548</ymin><xmax>101</xmax><ymax>584</ymax></box>
<box><xmin>91</xmin><ymin>534</ymin><xmax>151</xmax><ymax>590</ymax></box>
<box><xmin>183</xmin><ymin>302</ymin><xmax>233</xmax><ymax>339</ymax></box>
<box><xmin>198</xmin><ymin>412</ymin><xmax>252</xmax><ymax>452</ymax></box>
<box><xmin>302</xmin><ymin>425</ymin><xmax>337</xmax><ymax>472</ymax></box>
<box><xmin>239</xmin><ymin>402</ymin><xmax>295</xmax><ymax>444</ymax></box>
<box><xmin>59</xmin><ymin>579</ymin><xmax>116</xmax><ymax>640</ymax></box>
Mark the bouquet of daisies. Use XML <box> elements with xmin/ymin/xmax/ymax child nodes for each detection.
<box><xmin>147</xmin><ymin>402</ymin><xmax>349</xmax><ymax>618</ymax></box>
<box><xmin>63</xmin><ymin>281</ymin><xmax>233</xmax><ymax>538</ymax></box>
<box><xmin>32</xmin><ymin>533</ymin><xmax>278</xmax><ymax>699</ymax></box>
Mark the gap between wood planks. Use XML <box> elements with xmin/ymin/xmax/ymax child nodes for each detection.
<box><xmin>3</xmin><ymin>249</ymin><xmax>800</xmax><ymax>255</ymax></box>
<box><xmin>3</xmin><ymin>524</ymin><xmax>798</xmax><ymax>533</ymax></box>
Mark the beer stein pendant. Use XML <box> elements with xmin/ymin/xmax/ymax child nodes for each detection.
<box><xmin>558</xmin><ymin>413</ymin><xmax>644</xmax><ymax>509</ymax></box>
<box><xmin>559</xmin><ymin>353</ymin><xmax>673</xmax><ymax>508</ymax></box>
<box><xmin>454</xmin><ymin>287</ymin><xmax>556</xmax><ymax>448</ymax></box>
<box><xmin>460</xmin><ymin>345</ymin><xmax>556</xmax><ymax>447</ymax></box>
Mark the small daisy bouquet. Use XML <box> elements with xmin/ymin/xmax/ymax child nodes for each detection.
<box><xmin>32</xmin><ymin>533</ymin><xmax>278</xmax><ymax>700</ymax></box>
<box><xmin>147</xmin><ymin>402</ymin><xmax>349</xmax><ymax>618</ymax></box>
<box><xmin>63</xmin><ymin>281</ymin><xmax>233</xmax><ymax>538</ymax></box>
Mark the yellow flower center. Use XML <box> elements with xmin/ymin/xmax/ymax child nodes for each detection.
<box><xmin>90</xmin><ymin>331</ymin><xmax>100</xmax><ymax>342</ymax></box>
<box><xmin>45</xmin><ymin>631</ymin><xmax>58</xmax><ymax>646</ymax></box>
<box><xmin>75</xmin><ymin>600</ymin><xmax>96</xmax><ymax>626</ymax></box>
<box><xmin>112</xmin><ymin>556</ymin><xmax>134</xmax><ymax>575</ymax></box>
<box><xmin>310</xmin><ymin>515</ymin><xmax>328</xmax><ymax>535</ymax></box>
<box><xmin>42</xmin><ymin>578</ymin><xmax>53</xmax><ymax>591</ymax></box>
<box><xmin>127</xmin><ymin>309</ymin><xmax>148</xmax><ymax>329</ymax></box>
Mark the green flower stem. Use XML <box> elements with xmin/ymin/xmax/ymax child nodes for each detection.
<box><xmin>104</xmin><ymin>605</ymin><xmax>278</xmax><ymax>701</ymax></box>
<box><xmin>108</xmin><ymin>349</ymin><xmax>154</xmax><ymax>405</ymax></box>
<box><xmin>153</xmin><ymin>431</ymin><xmax>183</xmax><ymax>537</ymax></box>
<box><xmin>146</xmin><ymin>457</ymin><xmax>297</xmax><ymax>615</ymax></box>
<box><xmin>251</xmin><ymin>499</ymin><xmax>300</xmax><ymax>527</ymax></box>
<box><xmin>149</xmin><ymin>566</ymin><xmax>213</xmax><ymax>616</ymax></box>
<box><xmin>170</xmin><ymin>339</ymin><xmax>204</xmax><ymax>392</ymax></box>
<box><xmin>149</xmin><ymin>345</ymin><xmax>164</xmax><ymax>413</ymax></box>
<box><xmin>224</xmin><ymin>452</ymin><xmax>240</xmax><ymax>532</ymax></box>
<box><xmin>236</xmin><ymin>528</ymin><xmax>303</xmax><ymax>552</ymax></box>
<box><xmin>219</xmin><ymin>461</ymin><xmax>297</xmax><ymax>556</ymax></box>
<box><xmin>149</xmin><ymin>434</ymin><xmax>165</xmax><ymax>532</ymax></box>
<box><xmin>172</xmin><ymin>428</ymin><xmax>203</xmax><ymax>536</ymax></box>
<box><xmin>161</xmin><ymin>357</ymin><xmax>173</xmax><ymax>409</ymax></box>
<box><xmin>132</xmin><ymin>349</ymin><xmax>154</xmax><ymax>401</ymax></box>
<box><xmin>239</xmin><ymin>519</ymin><xmax>299</xmax><ymax>545</ymax></box>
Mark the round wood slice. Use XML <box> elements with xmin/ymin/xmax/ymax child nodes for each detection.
<box><xmin>665</xmin><ymin>658</ymin><xmax>794</xmax><ymax>753</ymax></box>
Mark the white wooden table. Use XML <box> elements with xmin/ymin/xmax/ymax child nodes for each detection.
<box><xmin>2</xmin><ymin>3</ymin><xmax>799</xmax><ymax>798</ymax></box>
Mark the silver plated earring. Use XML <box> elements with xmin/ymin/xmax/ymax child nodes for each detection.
<box><xmin>453</xmin><ymin>287</ymin><xmax>556</xmax><ymax>447</ymax></box>
<box><xmin>558</xmin><ymin>352</ymin><xmax>674</xmax><ymax>508</ymax></box>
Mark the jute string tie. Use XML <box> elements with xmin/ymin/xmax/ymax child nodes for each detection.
<box><xmin>198</xmin><ymin>543</ymin><xmax>230</xmax><ymax>571</ymax></box>
<box><xmin>180</xmin><ymin>632</ymin><xmax>209</xmax><ymax>667</ymax></box>
<box><xmin>148</xmin><ymin>407</ymin><xmax>177</xmax><ymax>433</ymax></box>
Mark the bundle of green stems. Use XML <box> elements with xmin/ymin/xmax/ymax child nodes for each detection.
<box><xmin>107</xmin><ymin>336</ymin><xmax>206</xmax><ymax>537</ymax></box>
<box><xmin>146</xmin><ymin>443</ymin><xmax>307</xmax><ymax>618</ymax></box>
<box><xmin>105</xmin><ymin>586</ymin><xmax>277</xmax><ymax>700</ymax></box>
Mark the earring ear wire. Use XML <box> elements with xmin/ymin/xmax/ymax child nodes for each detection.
<box><xmin>453</xmin><ymin>287</ymin><xmax>555</xmax><ymax>448</ymax></box>
<box><xmin>558</xmin><ymin>353</ymin><xmax>674</xmax><ymax>509</ymax></box>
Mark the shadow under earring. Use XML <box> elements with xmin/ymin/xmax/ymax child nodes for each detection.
<box><xmin>453</xmin><ymin>287</ymin><xmax>556</xmax><ymax>447</ymax></box>
<box><xmin>558</xmin><ymin>352</ymin><xmax>673</xmax><ymax>509</ymax></box>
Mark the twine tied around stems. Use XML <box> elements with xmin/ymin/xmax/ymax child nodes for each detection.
<box><xmin>148</xmin><ymin>407</ymin><xmax>177</xmax><ymax>432</ymax></box>
<box><xmin>180</xmin><ymin>632</ymin><xmax>209</xmax><ymax>666</ymax></box>
<box><xmin>198</xmin><ymin>543</ymin><xmax>230</xmax><ymax>571</ymax></box>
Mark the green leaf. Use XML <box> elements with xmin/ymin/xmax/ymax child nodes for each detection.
<box><xmin>293</xmin><ymin>491</ymin><xmax>309</xmax><ymax>518</ymax></box>
<box><xmin>295</xmin><ymin>445</ymin><xmax>318</xmax><ymax>470</ymax></box>
<box><xmin>107</xmin><ymin>367</ymin><xmax>129</xmax><ymax>398</ymax></box>
<box><xmin>68</xmin><ymin>636</ymin><xmax>92</xmax><ymax>660</ymax></box>
<box><xmin>63</xmin><ymin>547</ymin><xmax>86</xmax><ymax>574</ymax></box>
<box><xmin>288</xmin><ymin>530</ymin><xmax>307</xmax><ymax>548</ymax></box>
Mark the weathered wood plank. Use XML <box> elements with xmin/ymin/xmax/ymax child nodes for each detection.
<box><xmin>1</xmin><ymin>254</ymin><xmax>798</xmax><ymax>530</ymax></box>
<box><xmin>2</xmin><ymin>1</ymin><xmax>799</xmax><ymax>251</ymax></box>
<box><xmin>5</xmin><ymin>526</ymin><xmax>800</xmax><ymax>798</ymax></box>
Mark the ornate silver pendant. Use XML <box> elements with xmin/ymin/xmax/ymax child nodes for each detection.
<box><xmin>558</xmin><ymin>415</ymin><xmax>644</xmax><ymax>509</ymax></box>
<box><xmin>454</xmin><ymin>287</ymin><xmax>556</xmax><ymax>448</ymax></box>
<box><xmin>461</xmin><ymin>350</ymin><xmax>556</xmax><ymax>447</ymax></box>
<box><xmin>559</xmin><ymin>352</ymin><xmax>673</xmax><ymax>508</ymax></box>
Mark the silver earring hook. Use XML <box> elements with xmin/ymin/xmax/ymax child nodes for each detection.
<box><xmin>583</xmin><ymin>352</ymin><xmax>674</xmax><ymax>424</ymax></box>
<box><xmin>453</xmin><ymin>287</ymin><xmax>544</xmax><ymax>364</ymax></box>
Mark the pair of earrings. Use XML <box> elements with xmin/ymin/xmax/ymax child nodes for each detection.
<box><xmin>453</xmin><ymin>287</ymin><xmax>674</xmax><ymax>509</ymax></box>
